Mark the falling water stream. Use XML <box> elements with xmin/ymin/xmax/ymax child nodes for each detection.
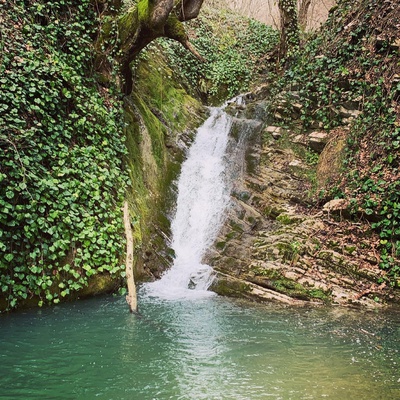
<box><xmin>145</xmin><ymin>107</ymin><xmax>233</xmax><ymax>300</ymax></box>
<box><xmin>1</xmin><ymin>107</ymin><xmax>399</xmax><ymax>399</ymax></box>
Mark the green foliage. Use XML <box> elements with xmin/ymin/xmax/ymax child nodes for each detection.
<box><xmin>273</xmin><ymin>0</ymin><xmax>400</xmax><ymax>284</ymax></box>
<box><xmin>160</xmin><ymin>9</ymin><xmax>279</xmax><ymax>103</ymax></box>
<box><xmin>305</xmin><ymin>149</ymin><xmax>319</xmax><ymax>166</ymax></box>
<box><xmin>0</xmin><ymin>0</ymin><xmax>129</xmax><ymax>310</ymax></box>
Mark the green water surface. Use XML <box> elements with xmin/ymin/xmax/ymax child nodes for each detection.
<box><xmin>0</xmin><ymin>293</ymin><xmax>399</xmax><ymax>399</ymax></box>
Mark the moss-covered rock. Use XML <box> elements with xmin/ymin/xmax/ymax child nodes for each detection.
<box><xmin>124</xmin><ymin>45</ymin><xmax>204</xmax><ymax>281</ymax></box>
<box><xmin>210</xmin><ymin>276</ymin><xmax>252</xmax><ymax>297</ymax></box>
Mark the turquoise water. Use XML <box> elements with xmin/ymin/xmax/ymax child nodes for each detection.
<box><xmin>0</xmin><ymin>293</ymin><xmax>399</xmax><ymax>399</ymax></box>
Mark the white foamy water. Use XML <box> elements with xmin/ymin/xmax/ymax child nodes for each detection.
<box><xmin>145</xmin><ymin>108</ymin><xmax>233</xmax><ymax>300</ymax></box>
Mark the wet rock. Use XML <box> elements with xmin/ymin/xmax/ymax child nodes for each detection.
<box><xmin>309</xmin><ymin>120</ymin><xmax>324</xmax><ymax>129</ymax></box>
<box><xmin>288</xmin><ymin>159</ymin><xmax>303</xmax><ymax>169</ymax></box>
<box><xmin>264</xmin><ymin>126</ymin><xmax>282</xmax><ymax>139</ymax></box>
<box><xmin>211</xmin><ymin>271</ymin><xmax>309</xmax><ymax>305</ymax></box>
<box><xmin>339</xmin><ymin>106</ymin><xmax>360</xmax><ymax>119</ymax></box>
<box><xmin>272</xmin><ymin>131</ymin><xmax>282</xmax><ymax>140</ymax></box>
<box><xmin>292</xmin><ymin>134</ymin><xmax>306</xmax><ymax>146</ymax></box>
<box><xmin>252</xmin><ymin>84</ymin><xmax>270</xmax><ymax>100</ymax></box>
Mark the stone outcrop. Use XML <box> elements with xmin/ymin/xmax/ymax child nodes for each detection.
<box><xmin>206</xmin><ymin>89</ymin><xmax>399</xmax><ymax>308</ymax></box>
<box><xmin>308</xmin><ymin>131</ymin><xmax>329</xmax><ymax>153</ymax></box>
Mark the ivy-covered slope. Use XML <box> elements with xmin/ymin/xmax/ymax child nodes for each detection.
<box><xmin>275</xmin><ymin>0</ymin><xmax>400</xmax><ymax>284</ymax></box>
<box><xmin>0</xmin><ymin>0</ymin><xmax>205</xmax><ymax>312</ymax></box>
<box><xmin>0</xmin><ymin>0</ymin><xmax>130</xmax><ymax>310</ymax></box>
<box><xmin>160</xmin><ymin>5</ymin><xmax>279</xmax><ymax>103</ymax></box>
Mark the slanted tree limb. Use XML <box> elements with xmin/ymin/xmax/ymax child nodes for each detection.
<box><xmin>176</xmin><ymin>0</ymin><xmax>204</xmax><ymax>21</ymax></box>
<box><xmin>95</xmin><ymin>0</ymin><xmax>205</xmax><ymax>94</ymax></box>
<box><xmin>164</xmin><ymin>13</ymin><xmax>206</xmax><ymax>62</ymax></box>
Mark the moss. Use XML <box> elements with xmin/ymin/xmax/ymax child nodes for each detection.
<box><xmin>211</xmin><ymin>277</ymin><xmax>251</xmax><ymax>297</ymax></box>
<box><xmin>226</xmin><ymin>231</ymin><xmax>238</xmax><ymax>240</ymax></box>
<box><xmin>264</xmin><ymin>205</ymin><xmax>285</xmax><ymax>219</ymax></box>
<box><xmin>101</xmin><ymin>16</ymin><xmax>114</xmax><ymax>37</ymax></box>
<box><xmin>216</xmin><ymin>241</ymin><xmax>226</xmax><ymax>250</ymax></box>
<box><xmin>78</xmin><ymin>274</ymin><xmax>117</xmax><ymax>297</ymax></box>
<box><xmin>276</xmin><ymin>213</ymin><xmax>299</xmax><ymax>225</ymax></box>
<box><xmin>165</xmin><ymin>14</ymin><xmax>187</xmax><ymax>40</ymax></box>
<box><xmin>252</xmin><ymin>267</ymin><xmax>280</xmax><ymax>279</ymax></box>
<box><xmin>252</xmin><ymin>267</ymin><xmax>331</xmax><ymax>303</ymax></box>
<box><xmin>230</xmin><ymin>124</ymin><xmax>241</xmax><ymax>141</ymax></box>
<box><xmin>230</xmin><ymin>220</ymin><xmax>244</xmax><ymax>233</ymax></box>
<box><xmin>117</xmin><ymin>5</ymin><xmax>140</xmax><ymax>44</ymax></box>
<box><xmin>247</xmin><ymin>216</ymin><xmax>255</xmax><ymax>224</ymax></box>
<box><xmin>131</xmin><ymin>92</ymin><xmax>166</xmax><ymax>169</ymax></box>
<box><xmin>345</xmin><ymin>245</ymin><xmax>357</xmax><ymax>255</ymax></box>
<box><xmin>137</xmin><ymin>0</ymin><xmax>150</xmax><ymax>21</ymax></box>
<box><xmin>124</xmin><ymin>99</ymin><xmax>151</xmax><ymax>232</ymax></box>
<box><xmin>307</xmin><ymin>288</ymin><xmax>331</xmax><ymax>302</ymax></box>
<box><xmin>134</xmin><ymin>47</ymin><xmax>203</xmax><ymax>132</ymax></box>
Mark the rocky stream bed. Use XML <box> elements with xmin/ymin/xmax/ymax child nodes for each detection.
<box><xmin>206</xmin><ymin>87</ymin><xmax>399</xmax><ymax>309</ymax></box>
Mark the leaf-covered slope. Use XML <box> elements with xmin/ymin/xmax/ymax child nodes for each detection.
<box><xmin>0</xmin><ymin>0</ymin><xmax>128</xmax><ymax>310</ymax></box>
<box><xmin>160</xmin><ymin>5</ymin><xmax>279</xmax><ymax>103</ymax></box>
<box><xmin>277</xmin><ymin>0</ymin><xmax>400</xmax><ymax>283</ymax></box>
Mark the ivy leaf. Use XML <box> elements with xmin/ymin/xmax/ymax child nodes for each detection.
<box><xmin>5</xmin><ymin>254</ymin><xmax>14</xmax><ymax>262</ymax></box>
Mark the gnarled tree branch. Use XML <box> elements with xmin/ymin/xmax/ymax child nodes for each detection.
<box><xmin>95</xmin><ymin>0</ymin><xmax>206</xmax><ymax>94</ymax></box>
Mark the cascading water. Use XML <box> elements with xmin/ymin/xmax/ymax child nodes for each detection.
<box><xmin>145</xmin><ymin>107</ymin><xmax>233</xmax><ymax>299</ymax></box>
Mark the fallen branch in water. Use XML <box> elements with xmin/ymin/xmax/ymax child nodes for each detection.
<box><xmin>123</xmin><ymin>200</ymin><xmax>138</xmax><ymax>313</ymax></box>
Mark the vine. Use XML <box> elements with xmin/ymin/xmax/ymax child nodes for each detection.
<box><xmin>0</xmin><ymin>0</ymin><xmax>130</xmax><ymax>310</ymax></box>
<box><xmin>273</xmin><ymin>0</ymin><xmax>400</xmax><ymax>284</ymax></box>
<box><xmin>159</xmin><ymin>8</ymin><xmax>279</xmax><ymax>103</ymax></box>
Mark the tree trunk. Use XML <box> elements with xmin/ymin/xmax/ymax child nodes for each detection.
<box><xmin>278</xmin><ymin>0</ymin><xmax>300</xmax><ymax>60</ymax></box>
<box><xmin>123</xmin><ymin>201</ymin><xmax>138</xmax><ymax>313</ymax></box>
<box><xmin>94</xmin><ymin>0</ymin><xmax>205</xmax><ymax>94</ymax></box>
<box><xmin>298</xmin><ymin>0</ymin><xmax>312</xmax><ymax>31</ymax></box>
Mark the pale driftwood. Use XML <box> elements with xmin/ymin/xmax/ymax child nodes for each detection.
<box><xmin>123</xmin><ymin>200</ymin><xmax>138</xmax><ymax>313</ymax></box>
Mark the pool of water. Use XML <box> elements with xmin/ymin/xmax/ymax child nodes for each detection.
<box><xmin>1</xmin><ymin>293</ymin><xmax>399</xmax><ymax>399</ymax></box>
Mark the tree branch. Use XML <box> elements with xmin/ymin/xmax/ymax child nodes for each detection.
<box><xmin>175</xmin><ymin>0</ymin><xmax>205</xmax><ymax>21</ymax></box>
<box><xmin>95</xmin><ymin>0</ymin><xmax>206</xmax><ymax>94</ymax></box>
<box><xmin>123</xmin><ymin>201</ymin><xmax>138</xmax><ymax>313</ymax></box>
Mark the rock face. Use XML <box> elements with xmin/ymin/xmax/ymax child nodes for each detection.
<box><xmin>308</xmin><ymin>131</ymin><xmax>329</xmax><ymax>153</ymax></box>
<box><xmin>206</xmin><ymin>89</ymin><xmax>398</xmax><ymax>308</ymax></box>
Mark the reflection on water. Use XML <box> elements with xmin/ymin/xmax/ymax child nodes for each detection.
<box><xmin>0</xmin><ymin>294</ymin><xmax>399</xmax><ymax>399</ymax></box>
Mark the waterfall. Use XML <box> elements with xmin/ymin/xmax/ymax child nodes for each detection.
<box><xmin>145</xmin><ymin>107</ymin><xmax>233</xmax><ymax>300</ymax></box>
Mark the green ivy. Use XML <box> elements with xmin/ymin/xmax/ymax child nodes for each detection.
<box><xmin>0</xmin><ymin>0</ymin><xmax>130</xmax><ymax>310</ymax></box>
<box><xmin>272</xmin><ymin>0</ymin><xmax>400</xmax><ymax>284</ymax></box>
<box><xmin>159</xmin><ymin>9</ymin><xmax>279</xmax><ymax>103</ymax></box>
